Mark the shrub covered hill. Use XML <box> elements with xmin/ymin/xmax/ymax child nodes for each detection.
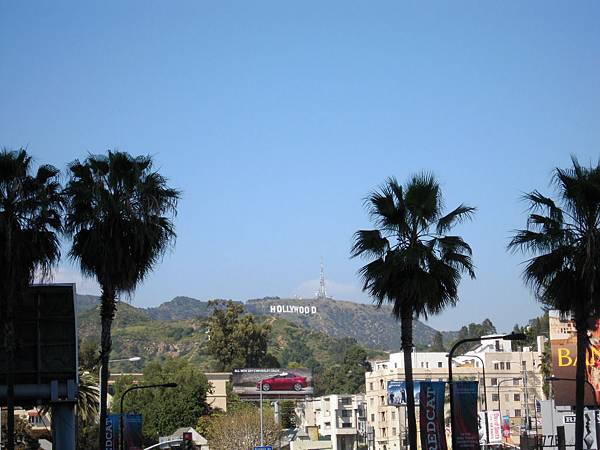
<box><xmin>76</xmin><ymin>295</ymin><xmax>454</xmax><ymax>352</ymax></box>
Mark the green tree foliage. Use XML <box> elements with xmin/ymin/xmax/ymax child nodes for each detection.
<box><xmin>112</xmin><ymin>359</ymin><xmax>211</xmax><ymax>444</ymax></box>
<box><xmin>0</xmin><ymin>149</ymin><xmax>63</xmax><ymax>450</ymax></box>
<box><xmin>315</xmin><ymin>344</ymin><xmax>370</xmax><ymax>395</ymax></box>
<box><xmin>64</xmin><ymin>151</ymin><xmax>180</xmax><ymax>450</ymax></box>
<box><xmin>512</xmin><ymin>311</ymin><xmax>550</xmax><ymax>351</ymax></box>
<box><xmin>352</xmin><ymin>174</ymin><xmax>476</xmax><ymax>450</ymax></box>
<box><xmin>280</xmin><ymin>400</ymin><xmax>297</xmax><ymax>428</ymax></box>
<box><xmin>207</xmin><ymin>300</ymin><xmax>277</xmax><ymax>371</ymax></box>
<box><xmin>450</xmin><ymin>319</ymin><xmax>497</xmax><ymax>354</ymax></box>
<box><xmin>79</xmin><ymin>338</ymin><xmax>100</xmax><ymax>371</ymax></box>
<box><xmin>509</xmin><ymin>157</ymin><xmax>600</xmax><ymax>450</ymax></box>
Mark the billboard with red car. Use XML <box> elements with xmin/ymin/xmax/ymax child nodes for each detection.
<box><xmin>232</xmin><ymin>368</ymin><xmax>314</xmax><ymax>397</ymax></box>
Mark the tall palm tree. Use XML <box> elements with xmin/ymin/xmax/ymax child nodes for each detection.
<box><xmin>509</xmin><ymin>157</ymin><xmax>600</xmax><ymax>450</ymax></box>
<box><xmin>63</xmin><ymin>151</ymin><xmax>180</xmax><ymax>450</ymax></box>
<box><xmin>352</xmin><ymin>174</ymin><xmax>475</xmax><ymax>450</ymax></box>
<box><xmin>0</xmin><ymin>149</ymin><xmax>63</xmax><ymax>450</ymax></box>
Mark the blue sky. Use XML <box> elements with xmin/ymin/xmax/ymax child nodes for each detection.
<box><xmin>1</xmin><ymin>1</ymin><xmax>599</xmax><ymax>331</ymax></box>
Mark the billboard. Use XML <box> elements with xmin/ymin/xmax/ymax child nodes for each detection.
<box><xmin>232</xmin><ymin>368</ymin><xmax>313</xmax><ymax>397</ymax></box>
<box><xmin>387</xmin><ymin>380</ymin><xmax>421</xmax><ymax>406</ymax></box>
<box><xmin>549</xmin><ymin>310</ymin><xmax>600</xmax><ymax>406</ymax></box>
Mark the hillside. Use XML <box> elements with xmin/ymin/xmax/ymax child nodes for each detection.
<box><xmin>76</xmin><ymin>302</ymin><xmax>386</xmax><ymax>374</ymax></box>
<box><xmin>76</xmin><ymin>294</ymin><xmax>447</xmax><ymax>351</ymax></box>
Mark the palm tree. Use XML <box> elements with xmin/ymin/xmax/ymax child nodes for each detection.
<box><xmin>0</xmin><ymin>149</ymin><xmax>63</xmax><ymax>450</ymax></box>
<box><xmin>63</xmin><ymin>151</ymin><xmax>180</xmax><ymax>450</ymax></box>
<box><xmin>509</xmin><ymin>157</ymin><xmax>600</xmax><ymax>450</ymax></box>
<box><xmin>352</xmin><ymin>174</ymin><xmax>475</xmax><ymax>450</ymax></box>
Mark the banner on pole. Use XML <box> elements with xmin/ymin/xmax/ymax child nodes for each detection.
<box><xmin>105</xmin><ymin>414</ymin><xmax>120</xmax><ymax>450</ymax></box>
<box><xmin>419</xmin><ymin>381</ymin><xmax>447</xmax><ymax>450</ymax></box>
<box><xmin>452</xmin><ymin>381</ymin><xmax>480</xmax><ymax>450</ymax></box>
<box><xmin>487</xmin><ymin>411</ymin><xmax>503</xmax><ymax>444</ymax></box>
<box><xmin>124</xmin><ymin>414</ymin><xmax>143</xmax><ymax>450</ymax></box>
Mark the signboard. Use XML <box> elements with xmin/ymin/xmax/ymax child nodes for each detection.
<box><xmin>419</xmin><ymin>381</ymin><xmax>447</xmax><ymax>450</ymax></box>
<box><xmin>124</xmin><ymin>414</ymin><xmax>143</xmax><ymax>450</ymax></box>
<box><xmin>549</xmin><ymin>310</ymin><xmax>600</xmax><ymax>406</ymax></box>
<box><xmin>105</xmin><ymin>414</ymin><xmax>121</xmax><ymax>450</ymax></box>
<box><xmin>254</xmin><ymin>447</ymin><xmax>273</xmax><ymax>450</ymax></box>
<box><xmin>387</xmin><ymin>380</ymin><xmax>421</xmax><ymax>406</ymax></box>
<box><xmin>0</xmin><ymin>284</ymin><xmax>78</xmax><ymax>404</ymax></box>
<box><xmin>452</xmin><ymin>381</ymin><xmax>480</xmax><ymax>450</ymax></box>
<box><xmin>232</xmin><ymin>368</ymin><xmax>313</xmax><ymax>397</ymax></box>
<box><xmin>487</xmin><ymin>411</ymin><xmax>502</xmax><ymax>444</ymax></box>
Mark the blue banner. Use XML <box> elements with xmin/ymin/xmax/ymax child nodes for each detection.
<box><xmin>452</xmin><ymin>381</ymin><xmax>480</xmax><ymax>450</ymax></box>
<box><xmin>105</xmin><ymin>414</ymin><xmax>120</xmax><ymax>450</ymax></box>
<box><xmin>419</xmin><ymin>381</ymin><xmax>447</xmax><ymax>450</ymax></box>
<box><xmin>124</xmin><ymin>414</ymin><xmax>143</xmax><ymax>450</ymax></box>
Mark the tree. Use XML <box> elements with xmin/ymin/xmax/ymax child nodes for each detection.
<box><xmin>112</xmin><ymin>359</ymin><xmax>211</xmax><ymax>444</ymax></box>
<box><xmin>352</xmin><ymin>174</ymin><xmax>475</xmax><ymax>450</ymax></box>
<box><xmin>205</xmin><ymin>403</ymin><xmax>281</xmax><ymax>450</ymax></box>
<box><xmin>0</xmin><ymin>149</ymin><xmax>63</xmax><ymax>450</ymax></box>
<box><xmin>509</xmin><ymin>157</ymin><xmax>600</xmax><ymax>450</ymax></box>
<box><xmin>206</xmin><ymin>301</ymin><xmax>275</xmax><ymax>371</ymax></box>
<box><xmin>64</xmin><ymin>151</ymin><xmax>180</xmax><ymax>450</ymax></box>
<box><xmin>430</xmin><ymin>331</ymin><xmax>446</xmax><ymax>352</ymax></box>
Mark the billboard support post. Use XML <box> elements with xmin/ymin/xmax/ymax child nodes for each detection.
<box><xmin>260</xmin><ymin>379</ymin><xmax>264</xmax><ymax>446</ymax></box>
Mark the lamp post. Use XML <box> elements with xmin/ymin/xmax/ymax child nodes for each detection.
<box><xmin>448</xmin><ymin>333</ymin><xmax>525</xmax><ymax>450</ymax></box>
<box><xmin>496</xmin><ymin>378</ymin><xmax>522</xmax><ymax>414</ymax></box>
<box><xmin>119</xmin><ymin>383</ymin><xmax>177</xmax><ymax>450</ymax></box>
<box><xmin>99</xmin><ymin>356</ymin><xmax>142</xmax><ymax>422</ymax></box>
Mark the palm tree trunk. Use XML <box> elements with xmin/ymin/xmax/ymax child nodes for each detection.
<box><xmin>574</xmin><ymin>308</ymin><xmax>587</xmax><ymax>450</ymax></box>
<box><xmin>5</xmin><ymin>308</ymin><xmax>14</xmax><ymax>450</ymax></box>
<box><xmin>98</xmin><ymin>288</ymin><xmax>116</xmax><ymax>450</ymax></box>
<box><xmin>401</xmin><ymin>310</ymin><xmax>418</xmax><ymax>450</ymax></box>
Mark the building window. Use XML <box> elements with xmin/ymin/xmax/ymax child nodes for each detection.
<box><xmin>514</xmin><ymin>393</ymin><xmax>520</xmax><ymax>401</ymax></box>
<box><xmin>393</xmin><ymin>427</ymin><xmax>397</xmax><ymax>435</ymax></box>
<box><xmin>380</xmin><ymin>396</ymin><xmax>385</xmax><ymax>405</ymax></box>
<box><xmin>341</xmin><ymin>410</ymin><xmax>352</xmax><ymax>418</ymax></box>
<box><xmin>380</xmin><ymin>379</ymin><xmax>384</xmax><ymax>389</ymax></box>
<box><xmin>369</xmin><ymin>382</ymin><xmax>373</xmax><ymax>391</ymax></box>
<box><xmin>494</xmin><ymin>363</ymin><xmax>499</xmax><ymax>370</ymax></box>
<box><xmin>506</xmin><ymin>362</ymin><xmax>511</xmax><ymax>370</ymax></box>
<box><xmin>491</xmin><ymin>378</ymin><xmax>498</xmax><ymax>386</ymax></box>
<box><xmin>371</xmin><ymin>414</ymin><xmax>375</xmax><ymax>422</ymax></box>
<box><xmin>342</xmin><ymin>423</ymin><xmax>352</xmax><ymax>428</ymax></box>
<box><xmin>381</xmin><ymin>412</ymin><xmax>386</xmax><ymax>421</ymax></box>
<box><xmin>370</xmin><ymin>397</ymin><xmax>374</xmax><ymax>406</ymax></box>
<box><xmin>513</xmin><ymin>379</ymin><xmax>520</xmax><ymax>386</ymax></box>
<box><xmin>426</xmin><ymin>362</ymin><xmax>429</xmax><ymax>368</ymax></box>
<box><xmin>514</xmin><ymin>409</ymin><xmax>521</xmax><ymax>417</ymax></box>
<box><xmin>325</xmin><ymin>422</ymin><xmax>331</xmax><ymax>428</ymax></box>
<box><xmin>382</xmin><ymin>428</ymin><xmax>387</xmax><ymax>437</ymax></box>
<box><xmin>500</xmin><ymin>362</ymin><xmax>505</xmax><ymax>370</ymax></box>
<box><xmin>438</xmin><ymin>362</ymin><xmax>443</xmax><ymax>368</ymax></box>
<box><xmin>392</xmin><ymin>410</ymin><xmax>396</xmax><ymax>420</ymax></box>
<box><xmin>341</xmin><ymin>397</ymin><xmax>351</xmax><ymax>405</ymax></box>
<box><xmin>522</xmin><ymin>361</ymin><xmax>527</xmax><ymax>368</ymax></box>
<box><xmin>492</xmin><ymin>394</ymin><xmax>499</xmax><ymax>402</ymax></box>
<box><xmin>495</xmin><ymin>340</ymin><xmax>501</xmax><ymax>351</ymax></box>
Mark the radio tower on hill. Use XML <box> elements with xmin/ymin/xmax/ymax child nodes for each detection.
<box><xmin>316</xmin><ymin>258</ymin><xmax>328</xmax><ymax>300</ymax></box>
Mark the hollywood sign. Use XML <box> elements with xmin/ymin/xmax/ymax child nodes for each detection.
<box><xmin>269</xmin><ymin>305</ymin><xmax>318</xmax><ymax>314</ymax></box>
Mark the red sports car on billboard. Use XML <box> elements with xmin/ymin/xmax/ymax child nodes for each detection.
<box><xmin>257</xmin><ymin>372</ymin><xmax>308</xmax><ymax>391</ymax></box>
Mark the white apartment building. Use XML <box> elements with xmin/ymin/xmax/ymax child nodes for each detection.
<box><xmin>295</xmin><ymin>394</ymin><xmax>368</xmax><ymax>450</ymax></box>
<box><xmin>365</xmin><ymin>335</ymin><xmax>546</xmax><ymax>450</ymax></box>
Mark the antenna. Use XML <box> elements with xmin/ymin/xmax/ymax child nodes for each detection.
<box><xmin>316</xmin><ymin>257</ymin><xmax>328</xmax><ymax>300</ymax></box>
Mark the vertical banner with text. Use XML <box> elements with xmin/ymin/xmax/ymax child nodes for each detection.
<box><xmin>105</xmin><ymin>414</ymin><xmax>121</xmax><ymax>450</ymax></box>
<box><xmin>124</xmin><ymin>414</ymin><xmax>143</xmax><ymax>450</ymax></box>
<box><xmin>452</xmin><ymin>381</ymin><xmax>481</xmax><ymax>450</ymax></box>
<box><xmin>419</xmin><ymin>381</ymin><xmax>448</xmax><ymax>450</ymax></box>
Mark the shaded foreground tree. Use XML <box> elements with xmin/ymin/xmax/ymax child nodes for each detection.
<box><xmin>112</xmin><ymin>359</ymin><xmax>211</xmax><ymax>444</ymax></box>
<box><xmin>352</xmin><ymin>174</ymin><xmax>475</xmax><ymax>450</ymax></box>
<box><xmin>64</xmin><ymin>151</ymin><xmax>180</xmax><ymax>450</ymax></box>
<box><xmin>0</xmin><ymin>149</ymin><xmax>62</xmax><ymax>450</ymax></box>
<box><xmin>509</xmin><ymin>157</ymin><xmax>600</xmax><ymax>450</ymax></box>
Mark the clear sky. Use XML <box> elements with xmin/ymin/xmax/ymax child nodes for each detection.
<box><xmin>2</xmin><ymin>1</ymin><xmax>599</xmax><ymax>332</ymax></box>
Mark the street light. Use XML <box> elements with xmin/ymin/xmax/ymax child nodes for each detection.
<box><xmin>496</xmin><ymin>378</ymin><xmax>522</xmax><ymax>414</ymax></box>
<box><xmin>545</xmin><ymin>376</ymin><xmax>597</xmax><ymax>406</ymax></box>
<box><xmin>448</xmin><ymin>333</ymin><xmax>525</xmax><ymax>450</ymax></box>
<box><xmin>119</xmin><ymin>383</ymin><xmax>177</xmax><ymax>450</ymax></box>
<box><xmin>100</xmin><ymin>356</ymin><xmax>142</xmax><ymax>423</ymax></box>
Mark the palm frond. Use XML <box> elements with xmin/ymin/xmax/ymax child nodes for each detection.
<box><xmin>351</xmin><ymin>230</ymin><xmax>390</xmax><ymax>259</ymax></box>
<box><xmin>436</xmin><ymin>204</ymin><xmax>476</xmax><ymax>234</ymax></box>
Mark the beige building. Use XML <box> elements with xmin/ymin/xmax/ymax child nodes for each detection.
<box><xmin>365</xmin><ymin>335</ymin><xmax>546</xmax><ymax>450</ymax></box>
<box><xmin>295</xmin><ymin>394</ymin><xmax>368</xmax><ymax>450</ymax></box>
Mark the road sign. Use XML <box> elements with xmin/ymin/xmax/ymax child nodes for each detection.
<box><xmin>254</xmin><ymin>447</ymin><xmax>273</xmax><ymax>450</ymax></box>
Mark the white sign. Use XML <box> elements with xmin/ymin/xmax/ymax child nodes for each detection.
<box><xmin>269</xmin><ymin>305</ymin><xmax>317</xmax><ymax>314</ymax></box>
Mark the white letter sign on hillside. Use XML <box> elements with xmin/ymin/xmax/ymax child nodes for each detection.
<box><xmin>269</xmin><ymin>305</ymin><xmax>317</xmax><ymax>315</ymax></box>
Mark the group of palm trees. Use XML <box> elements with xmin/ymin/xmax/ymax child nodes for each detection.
<box><xmin>0</xmin><ymin>148</ymin><xmax>180</xmax><ymax>450</ymax></box>
<box><xmin>352</xmin><ymin>158</ymin><xmax>600</xmax><ymax>450</ymax></box>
